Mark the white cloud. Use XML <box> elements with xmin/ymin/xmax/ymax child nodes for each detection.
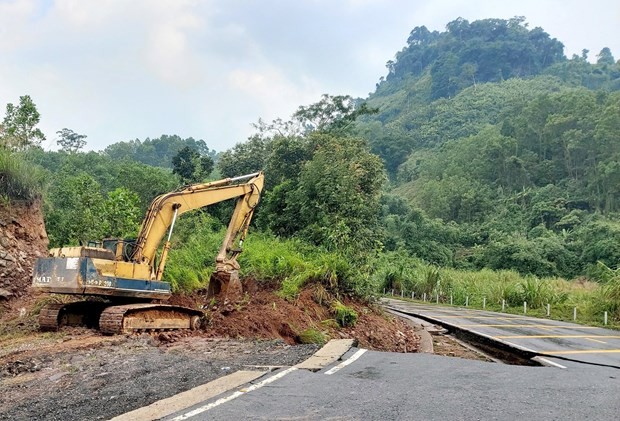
<box><xmin>0</xmin><ymin>0</ymin><xmax>38</xmax><ymax>51</ymax></box>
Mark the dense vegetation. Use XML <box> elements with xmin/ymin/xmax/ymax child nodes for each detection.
<box><xmin>1</xmin><ymin>17</ymin><xmax>619</xmax><ymax>324</ymax></box>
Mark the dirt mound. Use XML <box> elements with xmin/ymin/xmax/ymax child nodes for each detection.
<box><xmin>170</xmin><ymin>281</ymin><xmax>420</xmax><ymax>353</ymax></box>
<box><xmin>0</xmin><ymin>200</ymin><xmax>48</xmax><ymax>303</ymax></box>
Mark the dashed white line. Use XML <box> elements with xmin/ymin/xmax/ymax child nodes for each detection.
<box><xmin>324</xmin><ymin>349</ymin><xmax>367</xmax><ymax>375</ymax></box>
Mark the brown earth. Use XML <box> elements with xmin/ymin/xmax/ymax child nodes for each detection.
<box><xmin>169</xmin><ymin>280</ymin><xmax>420</xmax><ymax>353</ymax></box>
<box><xmin>0</xmin><ymin>200</ymin><xmax>48</xmax><ymax>302</ymax></box>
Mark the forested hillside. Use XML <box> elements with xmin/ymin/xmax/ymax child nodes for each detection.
<box><xmin>2</xmin><ymin>16</ymin><xmax>620</xmax><ymax>323</ymax></box>
<box><xmin>352</xmin><ymin>17</ymin><xmax>620</xmax><ymax>280</ymax></box>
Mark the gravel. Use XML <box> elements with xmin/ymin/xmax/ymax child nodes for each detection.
<box><xmin>0</xmin><ymin>335</ymin><xmax>319</xmax><ymax>421</ymax></box>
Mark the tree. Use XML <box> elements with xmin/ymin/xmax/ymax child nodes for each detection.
<box><xmin>45</xmin><ymin>173</ymin><xmax>106</xmax><ymax>246</ymax></box>
<box><xmin>1</xmin><ymin>95</ymin><xmax>46</xmax><ymax>150</ymax></box>
<box><xmin>217</xmin><ymin>135</ymin><xmax>269</xmax><ymax>178</ymax></box>
<box><xmin>56</xmin><ymin>128</ymin><xmax>87</xmax><ymax>153</ymax></box>
<box><xmin>292</xmin><ymin>134</ymin><xmax>386</xmax><ymax>253</ymax></box>
<box><xmin>104</xmin><ymin>188</ymin><xmax>142</xmax><ymax>238</ymax></box>
<box><xmin>597</xmin><ymin>47</ymin><xmax>615</xmax><ymax>66</ymax></box>
<box><xmin>104</xmin><ymin>135</ymin><xmax>214</xmax><ymax>168</ymax></box>
<box><xmin>293</xmin><ymin>94</ymin><xmax>377</xmax><ymax>135</ymax></box>
<box><xmin>172</xmin><ymin>146</ymin><xmax>214</xmax><ymax>183</ymax></box>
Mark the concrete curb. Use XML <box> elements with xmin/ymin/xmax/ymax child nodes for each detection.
<box><xmin>109</xmin><ymin>370</ymin><xmax>267</xmax><ymax>421</ymax></box>
<box><xmin>296</xmin><ymin>339</ymin><xmax>357</xmax><ymax>371</ymax></box>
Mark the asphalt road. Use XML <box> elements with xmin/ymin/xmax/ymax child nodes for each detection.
<box><xmin>383</xmin><ymin>298</ymin><xmax>620</xmax><ymax>368</ymax></box>
<box><xmin>162</xmin><ymin>348</ymin><xmax>620</xmax><ymax>420</ymax></box>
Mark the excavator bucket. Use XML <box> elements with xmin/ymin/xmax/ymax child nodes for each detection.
<box><xmin>206</xmin><ymin>270</ymin><xmax>243</xmax><ymax>303</ymax></box>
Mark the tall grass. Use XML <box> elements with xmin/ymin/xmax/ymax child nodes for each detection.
<box><xmin>0</xmin><ymin>148</ymin><xmax>45</xmax><ymax>202</ymax></box>
<box><xmin>163</xmin><ymin>214</ymin><xmax>374</xmax><ymax>297</ymax></box>
<box><xmin>163</xmin><ymin>215</ymin><xmax>223</xmax><ymax>291</ymax></box>
<box><xmin>375</xmin><ymin>250</ymin><xmax>616</xmax><ymax>327</ymax></box>
<box><xmin>240</xmin><ymin>233</ymin><xmax>372</xmax><ymax>298</ymax></box>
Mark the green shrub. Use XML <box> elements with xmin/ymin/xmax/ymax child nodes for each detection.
<box><xmin>332</xmin><ymin>301</ymin><xmax>358</xmax><ymax>327</ymax></box>
<box><xmin>297</xmin><ymin>328</ymin><xmax>326</xmax><ymax>345</ymax></box>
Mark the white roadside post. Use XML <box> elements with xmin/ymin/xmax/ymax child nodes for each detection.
<box><xmin>604</xmin><ymin>311</ymin><xmax>608</xmax><ymax>325</ymax></box>
<box><xmin>546</xmin><ymin>303</ymin><xmax>550</xmax><ymax>317</ymax></box>
<box><xmin>436</xmin><ymin>294</ymin><xmax>439</xmax><ymax>304</ymax></box>
<box><xmin>465</xmin><ymin>296</ymin><xmax>469</xmax><ymax>307</ymax></box>
<box><xmin>450</xmin><ymin>295</ymin><xmax>453</xmax><ymax>306</ymax></box>
<box><xmin>502</xmin><ymin>299</ymin><xmax>505</xmax><ymax>312</ymax></box>
<box><xmin>523</xmin><ymin>301</ymin><xmax>527</xmax><ymax>315</ymax></box>
<box><xmin>423</xmin><ymin>293</ymin><xmax>427</xmax><ymax>302</ymax></box>
<box><xmin>573</xmin><ymin>307</ymin><xmax>577</xmax><ymax>321</ymax></box>
<box><xmin>483</xmin><ymin>297</ymin><xmax>486</xmax><ymax>309</ymax></box>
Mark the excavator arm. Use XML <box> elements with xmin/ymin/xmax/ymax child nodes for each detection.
<box><xmin>130</xmin><ymin>172</ymin><xmax>264</xmax><ymax>285</ymax></box>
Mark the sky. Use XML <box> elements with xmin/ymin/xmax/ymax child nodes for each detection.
<box><xmin>1</xmin><ymin>0</ymin><xmax>619</xmax><ymax>153</ymax></box>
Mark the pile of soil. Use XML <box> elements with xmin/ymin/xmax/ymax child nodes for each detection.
<box><xmin>169</xmin><ymin>280</ymin><xmax>420</xmax><ymax>353</ymax></box>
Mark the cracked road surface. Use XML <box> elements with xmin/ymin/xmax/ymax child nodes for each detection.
<box><xmin>161</xmin><ymin>348</ymin><xmax>620</xmax><ymax>420</ymax></box>
<box><xmin>383</xmin><ymin>299</ymin><xmax>620</xmax><ymax>368</ymax></box>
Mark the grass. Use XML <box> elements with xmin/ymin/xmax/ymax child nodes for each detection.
<box><xmin>377</xmin><ymin>252</ymin><xmax>619</xmax><ymax>329</ymax></box>
<box><xmin>331</xmin><ymin>301</ymin><xmax>358</xmax><ymax>327</ymax></box>
<box><xmin>164</xmin><ymin>214</ymin><xmax>371</xmax><ymax>297</ymax></box>
<box><xmin>297</xmin><ymin>328</ymin><xmax>327</xmax><ymax>345</ymax></box>
<box><xmin>0</xmin><ymin>148</ymin><xmax>45</xmax><ymax>202</ymax></box>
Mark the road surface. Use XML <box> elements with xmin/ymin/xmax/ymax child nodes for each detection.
<box><xmin>161</xmin><ymin>348</ymin><xmax>620</xmax><ymax>420</ymax></box>
<box><xmin>383</xmin><ymin>298</ymin><xmax>620</xmax><ymax>368</ymax></box>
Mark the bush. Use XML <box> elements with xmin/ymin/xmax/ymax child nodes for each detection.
<box><xmin>297</xmin><ymin>328</ymin><xmax>326</xmax><ymax>345</ymax></box>
<box><xmin>331</xmin><ymin>301</ymin><xmax>358</xmax><ymax>327</ymax></box>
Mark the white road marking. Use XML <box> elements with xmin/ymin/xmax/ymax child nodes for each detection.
<box><xmin>324</xmin><ymin>349</ymin><xmax>367</xmax><ymax>375</ymax></box>
<box><xmin>532</xmin><ymin>356</ymin><xmax>567</xmax><ymax>369</ymax></box>
<box><xmin>170</xmin><ymin>366</ymin><xmax>298</xmax><ymax>420</ymax></box>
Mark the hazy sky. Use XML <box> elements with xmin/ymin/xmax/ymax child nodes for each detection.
<box><xmin>1</xmin><ymin>0</ymin><xmax>619</xmax><ymax>152</ymax></box>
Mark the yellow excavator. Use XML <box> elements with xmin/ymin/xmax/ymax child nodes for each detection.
<box><xmin>32</xmin><ymin>172</ymin><xmax>264</xmax><ymax>334</ymax></box>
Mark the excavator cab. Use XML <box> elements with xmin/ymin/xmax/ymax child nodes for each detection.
<box><xmin>100</xmin><ymin>238</ymin><xmax>137</xmax><ymax>261</ymax></box>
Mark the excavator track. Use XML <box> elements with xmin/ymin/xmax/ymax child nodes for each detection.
<box><xmin>38</xmin><ymin>301</ymin><xmax>109</xmax><ymax>331</ymax></box>
<box><xmin>99</xmin><ymin>304</ymin><xmax>203</xmax><ymax>335</ymax></box>
<box><xmin>38</xmin><ymin>302</ymin><xmax>202</xmax><ymax>334</ymax></box>
<box><xmin>38</xmin><ymin>303</ymin><xmax>66</xmax><ymax>331</ymax></box>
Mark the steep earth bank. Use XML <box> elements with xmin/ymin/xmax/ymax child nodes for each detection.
<box><xmin>0</xmin><ymin>199</ymin><xmax>48</xmax><ymax>302</ymax></box>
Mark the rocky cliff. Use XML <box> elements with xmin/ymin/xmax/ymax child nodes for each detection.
<box><xmin>0</xmin><ymin>200</ymin><xmax>48</xmax><ymax>301</ymax></box>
